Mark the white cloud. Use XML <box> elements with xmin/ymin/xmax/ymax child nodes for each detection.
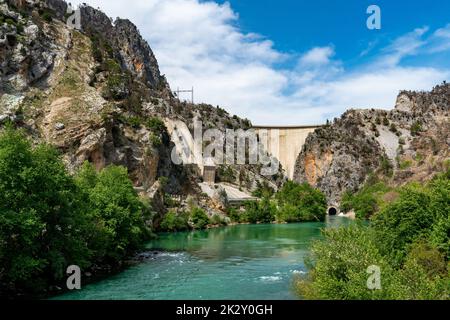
<box><xmin>70</xmin><ymin>0</ymin><xmax>449</xmax><ymax>125</ymax></box>
<box><xmin>428</xmin><ymin>24</ymin><xmax>450</xmax><ymax>53</ymax></box>
<box><xmin>299</xmin><ymin>46</ymin><xmax>335</xmax><ymax>66</ymax></box>
<box><xmin>373</xmin><ymin>27</ymin><xmax>429</xmax><ymax>68</ymax></box>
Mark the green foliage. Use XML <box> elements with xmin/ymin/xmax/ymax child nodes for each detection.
<box><xmin>211</xmin><ymin>214</ymin><xmax>227</xmax><ymax>226</ymax></box>
<box><xmin>146</xmin><ymin>117</ymin><xmax>165</xmax><ymax>133</ymax></box>
<box><xmin>411</xmin><ymin>121</ymin><xmax>423</xmax><ymax>136</ymax></box>
<box><xmin>99</xmin><ymin>59</ymin><xmax>130</xmax><ymax>100</ymax></box>
<box><xmin>399</xmin><ymin>159</ymin><xmax>412</xmax><ymax>169</ymax></box>
<box><xmin>0</xmin><ymin>127</ymin><xmax>150</xmax><ymax>295</ymax></box>
<box><xmin>127</xmin><ymin>116</ymin><xmax>142</xmax><ymax>128</ymax></box>
<box><xmin>371</xmin><ymin>178</ymin><xmax>448</xmax><ymax>266</ymax></box>
<box><xmin>163</xmin><ymin>194</ymin><xmax>179</xmax><ymax>208</ymax></box>
<box><xmin>389</xmin><ymin>123</ymin><xmax>397</xmax><ymax>133</ymax></box>
<box><xmin>340</xmin><ymin>182</ymin><xmax>391</xmax><ymax>219</ymax></box>
<box><xmin>217</xmin><ymin>165</ymin><xmax>235</xmax><ymax>183</ymax></box>
<box><xmin>252</xmin><ymin>180</ymin><xmax>275</xmax><ymax>198</ymax></box>
<box><xmin>39</xmin><ymin>9</ymin><xmax>54</xmax><ymax>22</ymax></box>
<box><xmin>76</xmin><ymin>163</ymin><xmax>150</xmax><ymax>262</ymax></box>
<box><xmin>227</xmin><ymin>208</ymin><xmax>242</xmax><ymax>223</ymax></box>
<box><xmin>150</xmin><ymin>133</ymin><xmax>162</xmax><ymax>147</ymax></box>
<box><xmin>379</xmin><ymin>156</ymin><xmax>393</xmax><ymax>177</ymax></box>
<box><xmin>295</xmin><ymin>225</ymin><xmax>448</xmax><ymax>300</ymax></box>
<box><xmin>276</xmin><ymin>181</ymin><xmax>327</xmax><ymax>222</ymax></box>
<box><xmin>89</xmin><ymin>33</ymin><xmax>114</xmax><ymax>64</ymax></box>
<box><xmin>295</xmin><ymin>225</ymin><xmax>394</xmax><ymax>300</ymax></box>
<box><xmin>159</xmin><ymin>211</ymin><xmax>189</xmax><ymax>232</ymax></box>
<box><xmin>0</xmin><ymin>128</ymin><xmax>89</xmax><ymax>292</ymax></box>
<box><xmin>190</xmin><ymin>207</ymin><xmax>210</xmax><ymax>230</ymax></box>
<box><xmin>296</xmin><ymin>169</ymin><xmax>450</xmax><ymax>300</ymax></box>
<box><xmin>243</xmin><ymin>198</ymin><xmax>276</xmax><ymax>224</ymax></box>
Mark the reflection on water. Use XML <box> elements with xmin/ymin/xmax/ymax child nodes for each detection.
<box><xmin>54</xmin><ymin>217</ymin><xmax>350</xmax><ymax>300</ymax></box>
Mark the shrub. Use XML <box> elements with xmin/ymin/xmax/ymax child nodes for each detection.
<box><xmin>159</xmin><ymin>211</ymin><xmax>189</xmax><ymax>232</ymax></box>
<box><xmin>379</xmin><ymin>156</ymin><xmax>393</xmax><ymax>177</ymax></box>
<box><xmin>190</xmin><ymin>207</ymin><xmax>210</xmax><ymax>229</ymax></box>
<box><xmin>399</xmin><ymin>160</ymin><xmax>412</xmax><ymax>169</ymax></box>
<box><xmin>39</xmin><ymin>9</ymin><xmax>54</xmax><ymax>22</ymax></box>
<box><xmin>297</xmin><ymin>169</ymin><xmax>449</xmax><ymax>300</ymax></box>
<box><xmin>411</xmin><ymin>121</ymin><xmax>423</xmax><ymax>136</ymax></box>
<box><xmin>244</xmin><ymin>197</ymin><xmax>276</xmax><ymax>224</ymax></box>
<box><xmin>252</xmin><ymin>180</ymin><xmax>275</xmax><ymax>198</ymax></box>
<box><xmin>150</xmin><ymin>133</ymin><xmax>162</xmax><ymax>147</ymax></box>
<box><xmin>295</xmin><ymin>225</ymin><xmax>448</xmax><ymax>300</ymax></box>
<box><xmin>146</xmin><ymin>117</ymin><xmax>165</xmax><ymax>133</ymax></box>
<box><xmin>127</xmin><ymin>116</ymin><xmax>142</xmax><ymax>128</ymax></box>
<box><xmin>211</xmin><ymin>214</ymin><xmax>227</xmax><ymax>226</ymax></box>
<box><xmin>227</xmin><ymin>208</ymin><xmax>241</xmax><ymax>223</ymax></box>
<box><xmin>389</xmin><ymin>123</ymin><xmax>397</xmax><ymax>133</ymax></box>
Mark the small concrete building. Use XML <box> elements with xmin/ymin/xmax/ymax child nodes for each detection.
<box><xmin>203</xmin><ymin>157</ymin><xmax>216</xmax><ymax>184</ymax></box>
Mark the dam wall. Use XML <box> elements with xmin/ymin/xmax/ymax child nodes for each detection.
<box><xmin>253</xmin><ymin>125</ymin><xmax>322</xmax><ymax>179</ymax></box>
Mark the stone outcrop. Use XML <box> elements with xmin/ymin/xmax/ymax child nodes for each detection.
<box><xmin>293</xmin><ymin>83</ymin><xmax>450</xmax><ymax>205</ymax></box>
<box><xmin>79</xmin><ymin>5</ymin><xmax>170</xmax><ymax>95</ymax></box>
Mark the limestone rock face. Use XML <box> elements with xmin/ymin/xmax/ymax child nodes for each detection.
<box><xmin>79</xmin><ymin>5</ymin><xmax>170</xmax><ymax>94</ymax></box>
<box><xmin>293</xmin><ymin>84</ymin><xmax>450</xmax><ymax>205</ymax></box>
<box><xmin>1</xmin><ymin>3</ymin><xmax>56</xmax><ymax>93</ymax></box>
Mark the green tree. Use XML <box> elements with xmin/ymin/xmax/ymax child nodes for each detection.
<box><xmin>0</xmin><ymin>126</ymin><xmax>90</xmax><ymax>293</ymax></box>
<box><xmin>276</xmin><ymin>181</ymin><xmax>327</xmax><ymax>222</ymax></box>
<box><xmin>76</xmin><ymin>163</ymin><xmax>150</xmax><ymax>262</ymax></box>
<box><xmin>190</xmin><ymin>207</ymin><xmax>210</xmax><ymax>230</ymax></box>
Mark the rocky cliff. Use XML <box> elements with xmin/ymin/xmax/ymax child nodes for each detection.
<box><xmin>293</xmin><ymin>83</ymin><xmax>450</xmax><ymax>206</ymax></box>
<box><xmin>0</xmin><ymin>0</ymin><xmax>281</xmax><ymax>219</ymax></box>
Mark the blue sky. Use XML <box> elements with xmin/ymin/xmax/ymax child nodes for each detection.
<box><xmin>71</xmin><ymin>0</ymin><xmax>450</xmax><ymax>125</ymax></box>
<box><xmin>218</xmin><ymin>0</ymin><xmax>450</xmax><ymax>65</ymax></box>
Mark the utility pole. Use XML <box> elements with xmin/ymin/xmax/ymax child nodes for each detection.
<box><xmin>174</xmin><ymin>87</ymin><xmax>194</xmax><ymax>104</ymax></box>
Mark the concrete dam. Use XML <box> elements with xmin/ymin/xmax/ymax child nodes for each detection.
<box><xmin>164</xmin><ymin>118</ymin><xmax>322</xmax><ymax>180</ymax></box>
<box><xmin>253</xmin><ymin>125</ymin><xmax>322</xmax><ymax>179</ymax></box>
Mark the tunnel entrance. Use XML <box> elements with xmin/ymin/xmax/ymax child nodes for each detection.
<box><xmin>328</xmin><ymin>207</ymin><xmax>337</xmax><ymax>216</ymax></box>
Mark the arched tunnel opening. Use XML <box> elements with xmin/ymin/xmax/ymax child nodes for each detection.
<box><xmin>328</xmin><ymin>207</ymin><xmax>337</xmax><ymax>216</ymax></box>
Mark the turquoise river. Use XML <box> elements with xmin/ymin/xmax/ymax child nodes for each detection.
<box><xmin>54</xmin><ymin>217</ymin><xmax>349</xmax><ymax>300</ymax></box>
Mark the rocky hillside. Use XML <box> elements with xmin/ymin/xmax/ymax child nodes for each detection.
<box><xmin>0</xmin><ymin>0</ymin><xmax>282</xmax><ymax>218</ymax></box>
<box><xmin>293</xmin><ymin>83</ymin><xmax>450</xmax><ymax>206</ymax></box>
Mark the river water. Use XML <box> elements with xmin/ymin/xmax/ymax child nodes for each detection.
<box><xmin>55</xmin><ymin>216</ymin><xmax>348</xmax><ymax>300</ymax></box>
